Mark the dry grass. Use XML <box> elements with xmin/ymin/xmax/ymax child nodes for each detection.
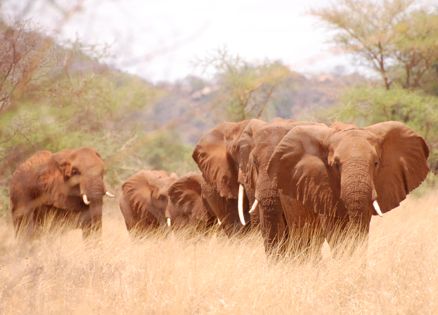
<box><xmin>0</xmin><ymin>192</ymin><xmax>437</xmax><ymax>315</ymax></box>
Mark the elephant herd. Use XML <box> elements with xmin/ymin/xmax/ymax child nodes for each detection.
<box><xmin>9</xmin><ymin>118</ymin><xmax>430</xmax><ymax>258</ymax></box>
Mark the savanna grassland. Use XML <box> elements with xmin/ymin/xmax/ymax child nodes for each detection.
<box><xmin>0</xmin><ymin>191</ymin><xmax>437</xmax><ymax>315</ymax></box>
<box><xmin>0</xmin><ymin>1</ymin><xmax>437</xmax><ymax>314</ymax></box>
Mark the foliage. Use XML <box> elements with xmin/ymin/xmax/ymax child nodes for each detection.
<box><xmin>202</xmin><ymin>49</ymin><xmax>291</xmax><ymax>121</ymax></box>
<box><xmin>313</xmin><ymin>0</ymin><xmax>438</xmax><ymax>91</ymax></box>
<box><xmin>0</xmin><ymin>22</ymin><xmax>195</xmax><ymax>214</ymax></box>
<box><xmin>313</xmin><ymin>0</ymin><xmax>438</xmax><ymax>176</ymax></box>
<box><xmin>105</xmin><ymin>129</ymin><xmax>197</xmax><ymax>185</ymax></box>
<box><xmin>320</xmin><ymin>85</ymin><xmax>438</xmax><ymax>171</ymax></box>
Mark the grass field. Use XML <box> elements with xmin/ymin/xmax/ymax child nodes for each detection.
<box><xmin>0</xmin><ymin>191</ymin><xmax>437</xmax><ymax>314</ymax></box>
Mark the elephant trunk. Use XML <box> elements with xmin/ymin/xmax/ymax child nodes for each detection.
<box><xmin>81</xmin><ymin>177</ymin><xmax>106</xmax><ymax>203</ymax></box>
<box><xmin>82</xmin><ymin>200</ymin><xmax>102</xmax><ymax>238</ymax></box>
<box><xmin>340</xmin><ymin>159</ymin><xmax>373</xmax><ymax>234</ymax></box>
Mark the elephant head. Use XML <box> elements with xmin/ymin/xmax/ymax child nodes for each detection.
<box><xmin>192</xmin><ymin>120</ymin><xmax>251</xmax><ymax>199</ymax></box>
<box><xmin>229</xmin><ymin>119</ymin><xmax>267</xmax><ymax>181</ymax></box>
<box><xmin>227</xmin><ymin>119</ymin><xmax>267</xmax><ymax>224</ymax></box>
<box><xmin>51</xmin><ymin>147</ymin><xmax>111</xmax><ymax>235</ymax></box>
<box><xmin>267</xmin><ymin>121</ymin><xmax>429</xmax><ymax>233</ymax></box>
<box><xmin>120</xmin><ymin>170</ymin><xmax>177</xmax><ymax>233</ymax></box>
<box><xmin>167</xmin><ymin>173</ymin><xmax>214</xmax><ymax>229</ymax></box>
<box><xmin>52</xmin><ymin>147</ymin><xmax>109</xmax><ymax>205</ymax></box>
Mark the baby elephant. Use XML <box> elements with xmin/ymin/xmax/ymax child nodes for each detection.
<box><xmin>10</xmin><ymin>147</ymin><xmax>113</xmax><ymax>239</ymax></box>
<box><xmin>119</xmin><ymin>170</ymin><xmax>178</xmax><ymax>235</ymax></box>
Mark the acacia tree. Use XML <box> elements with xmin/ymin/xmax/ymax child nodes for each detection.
<box><xmin>313</xmin><ymin>0</ymin><xmax>438</xmax><ymax>91</ymax></box>
<box><xmin>392</xmin><ymin>10</ymin><xmax>438</xmax><ymax>90</ymax></box>
<box><xmin>202</xmin><ymin>49</ymin><xmax>291</xmax><ymax>121</ymax></box>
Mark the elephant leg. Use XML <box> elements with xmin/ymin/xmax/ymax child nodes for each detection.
<box><xmin>12</xmin><ymin>202</ymin><xmax>36</xmax><ymax>239</ymax></box>
<box><xmin>14</xmin><ymin>213</ymin><xmax>38</xmax><ymax>240</ymax></box>
<box><xmin>81</xmin><ymin>203</ymin><xmax>102</xmax><ymax>239</ymax></box>
<box><xmin>258</xmin><ymin>191</ymin><xmax>288</xmax><ymax>257</ymax></box>
<box><xmin>281</xmin><ymin>197</ymin><xmax>325</xmax><ymax>260</ymax></box>
<box><xmin>223</xmin><ymin>197</ymin><xmax>248</xmax><ymax>236</ymax></box>
<box><xmin>119</xmin><ymin>196</ymin><xmax>137</xmax><ymax>232</ymax></box>
<box><xmin>324</xmin><ymin>215</ymin><xmax>366</xmax><ymax>258</ymax></box>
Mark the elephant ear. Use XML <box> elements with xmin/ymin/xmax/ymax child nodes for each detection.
<box><xmin>168</xmin><ymin>174</ymin><xmax>206</xmax><ymax>221</ymax></box>
<box><xmin>367</xmin><ymin>121</ymin><xmax>429</xmax><ymax>212</ymax></box>
<box><xmin>192</xmin><ymin>128</ymin><xmax>238</xmax><ymax>199</ymax></box>
<box><xmin>52</xmin><ymin>150</ymin><xmax>73</xmax><ymax>179</ymax></box>
<box><xmin>267</xmin><ymin>125</ymin><xmax>338</xmax><ymax>215</ymax></box>
<box><xmin>122</xmin><ymin>172</ymin><xmax>166</xmax><ymax>224</ymax></box>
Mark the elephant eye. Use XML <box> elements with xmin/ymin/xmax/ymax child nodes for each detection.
<box><xmin>333</xmin><ymin>158</ymin><xmax>341</xmax><ymax>170</ymax></box>
<box><xmin>374</xmin><ymin>161</ymin><xmax>379</xmax><ymax>168</ymax></box>
<box><xmin>71</xmin><ymin>167</ymin><xmax>80</xmax><ymax>176</ymax></box>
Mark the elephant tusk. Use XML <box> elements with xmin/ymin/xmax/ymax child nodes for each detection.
<box><xmin>217</xmin><ymin>218</ymin><xmax>222</xmax><ymax>226</ymax></box>
<box><xmin>238</xmin><ymin>184</ymin><xmax>246</xmax><ymax>226</ymax></box>
<box><xmin>249</xmin><ymin>199</ymin><xmax>258</xmax><ymax>214</ymax></box>
<box><xmin>373</xmin><ymin>200</ymin><xmax>383</xmax><ymax>217</ymax></box>
<box><xmin>82</xmin><ymin>194</ymin><xmax>90</xmax><ymax>205</ymax></box>
<box><xmin>105</xmin><ymin>191</ymin><xmax>115</xmax><ymax>198</ymax></box>
<box><xmin>167</xmin><ymin>218</ymin><xmax>171</xmax><ymax>227</ymax></box>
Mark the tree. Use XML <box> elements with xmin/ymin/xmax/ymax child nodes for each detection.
<box><xmin>202</xmin><ymin>49</ymin><xmax>291</xmax><ymax>121</ymax></box>
<box><xmin>392</xmin><ymin>10</ymin><xmax>438</xmax><ymax>91</ymax></box>
<box><xmin>313</xmin><ymin>0</ymin><xmax>438</xmax><ymax>91</ymax></box>
<box><xmin>0</xmin><ymin>21</ymin><xmax>50</xmax><ymax>112</ymax></box>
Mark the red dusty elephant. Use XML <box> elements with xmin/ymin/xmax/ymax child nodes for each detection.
<box><xmin>267</xmin><ymin>121</ymin><xmax>430</xmax><ymax>255</ymax></box>
<box><xmin>10</xmin><ymin>147</ymin><xmax>113</xmax><ymax>239</ymax></box>
<box><xmin>119</xmin><ymin>169</ymin><xmax>177</xmax><ymax>235</ymax></box>
<box><xmin>192</xmin><ymin>119</ymin><xmax>264</xmax><ymax>235</ymax></box>
<box><xmin>167</xmin><ymin>173</ymin><xmax>216</xmax><ymax>230</ymax></box>
<box><xmin>236</xmin><ymin>120</ymin><xmax>324</xmax><ymax>255</ymax></box>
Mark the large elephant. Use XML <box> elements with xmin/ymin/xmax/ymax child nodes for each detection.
<box><xmin>10</xmin><ymin>147</ymin><xmax>113</xmax><ymax>239</ymax></box>
<box><xmin>237</xmin><ymin>120</ymin><xmax>324</xmax><ymax>255</ymax></box>
<box><xmin>192</xmin><ymin>119</ymin><xmax>264</xmax><ymax>235</ymax></box>
<box><xmin>267</xmin><ymin>121</ymin><xmax>429</xmax><ymax>254</ymax></box>
<box><xmin>167</xmin><ymin>173</ymin><xmax>216</xmax><ymax>230</ymax></box>
<box><xmin>119</xmin><ymin>170</ymin><xmax>177</xmax><ymax>235</ymax></box>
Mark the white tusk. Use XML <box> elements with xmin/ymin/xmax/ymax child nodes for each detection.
<box><xmin>373</xmin><ymin>200</ymin><xmax>383</xmax><ymax>217</ymax></box>
<box><xmin>167</xmin><ymin>218</ymin><xmax>171</xmax><ymax>227</ymax></box>
<box><xmin>105</xmin><ymin>191</ymin><xmax>115</xmax><ymax>198</ymax></box>
<box><xmin>249</xmin><ymin>199</ymin><xmax>258</xmax><ymax>214</ymax></box>
<box><xmin>82</xmin><ymin>194</ymin><xmax>90</xmax><ymax>205</ymax></box>
<box><xmin>217</xmin><ymin>218</ymin><xmax>222</xmax><ymax>226</ymax></box>
<box><xmin>238</xmin><ymin>184</ymin><xmax>246</xmax><ymax>226</ymax></box>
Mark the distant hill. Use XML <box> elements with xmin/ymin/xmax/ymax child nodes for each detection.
<box><xmin>133</xmin><ymin>72</ymin><xmax>365</xmax><ymax>144</ymax></box>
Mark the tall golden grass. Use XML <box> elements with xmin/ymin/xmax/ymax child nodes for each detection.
<box><xmin>0</xmin><ymin>191</ymin><xmax>437</xmax><ymax>314</ymax></box>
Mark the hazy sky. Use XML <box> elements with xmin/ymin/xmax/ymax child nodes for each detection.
<box><xmin>2</xmin><ymin>0</ymin><xmax>435</xmax><ymax>82</ymax></box>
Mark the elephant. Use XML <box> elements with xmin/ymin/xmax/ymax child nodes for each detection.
<box><xmin>10</xmin><ymin>147</ymin><xmax>113</xmax><ymax>239</ymax></box>
<box><xmin>119</xmin><ymin>169</ymin><xmax>178</xmax><ymax>235</ymax></box>
<box><xmin>266</xmin><ymin>121</ymin><xmax>430</xmax><ymax>255</ymax></box>
<box><xmin>192</xmin><ymin>119</ymin><xmax>265</xmax><ymax>235</ymax></box>
<box><xmin>167</xmin><ymin>173</ymin><xmax>216</xmax><ymax>230</ymax></box>
<box><xmin>236</xmin><ymin>120</ymin><xmax>325</xmax><ymax>256</ymax></box>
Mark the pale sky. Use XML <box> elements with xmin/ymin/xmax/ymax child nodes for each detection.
<box><xmin>2</xmin><ymin>0</ymin><xmax>435</xmax><ymax>82</ymax></box>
